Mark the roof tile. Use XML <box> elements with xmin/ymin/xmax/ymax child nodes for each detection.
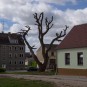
<box><xmin>57</xmin><ymin>24</ymin><xmax>87</xmax><ymax>49</ymax></box>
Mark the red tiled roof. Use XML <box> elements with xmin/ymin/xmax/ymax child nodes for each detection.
<box><xmin>57</xmin><ymin>24</ymin><xmax>87</xmax><ymax>49</ymax></box>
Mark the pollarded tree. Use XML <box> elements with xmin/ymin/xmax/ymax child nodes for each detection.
<box><xmin>19</xmin><ymin>12</ymin><xmax>68</xmax><ymax>72</ymax></box>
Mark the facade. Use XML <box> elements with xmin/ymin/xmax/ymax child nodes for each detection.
<box><xmin>0</xmin><ymin>33</ymin><xmax>25</xmax><ymax>70</ymax></box>
<box><xmin>36</xmin><ymin>44</ymin><xmax>57</xmax><ymax>69</ymax></box>
<box><xmin>57</xmin><ymin>24</ymin><xmax>87</xmax><ymax>76</ymax></box>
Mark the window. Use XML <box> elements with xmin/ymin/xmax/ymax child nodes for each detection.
<box><xmin>65</xmin><ymin>53</ymin><xmax>70</xmax><ymax>65</ymax></box>
<box><xmin>77</xmin><ymin>52</ymin><xmax>83</xmax><ymax>65</ymax></box>
<box><xmin>22</xmin><ymin>47</ymin><xmax>23</xmax><ymax>50</ymax></box>
<box><xmin>51</xmin><ymin>52</ymin><xmax>54</xmax><ymax>56</ymax></box>
<box><xmin>9</xmin><ymin>46</ymin><xmax>12</xmax><ymax>51</ymax></box>
<box><xmin>9</xmin><ymin>37</ymin><xmax>18</xmax><ymax>44</ymax></box>
<box><xmin>49</xmin><ymin>59</ymin><xmax>55</xmax><ymax>69</ymax></box>
<box><xmin>15</xmin><ymin>47</ymin><xmax>17</xmax><ymax>50</ymax></box>
<box><xmin>2</xmin><ymin>64</ymin><xmax>6</xmax><ymax>68</ymax></box>
<box><xmin>20</xmin><ymin>47</ymin><xmax>24</xmax><ymax>50</ymax></box>
<box><xmin>9</xmin><ymin>53</ymin><xmax>12</xmax><ymax>58</ymax></box>
<box><xmin>19</xmin><ymin>54</ymin><xmax>24</xmax><ymax>57</ymax></box>
<box><xmin>20</xmin><ymin>47</ymin><xmax>21</xmax><ymax>50</ymax></box>
<box><xmin>50</xmin><ymin>59</ymin><xmax>55</xmax><ymax>64</ymax></box>
<box><xmin>9</xmin><ymin>60</ymin><xmax>12</xmax><ymax>64</ymax></box>
<box><xmin>19</xmin><ymin>61</ymin><xmax>23</xmax><ymax>64</ymax></box>
<box><xmin>19</xmin><ymin>61</ymin><xmax>21</xmax><ymax>64</ymax></box>
<box><xmin>19</xmin><ymin>54</ymin><xmax>21</xmax><ymax>57</ymax></box>
<box><xmin>15</xmin><ymin>40</ymin><xmax>18</xmax><ymax>44</ymax></box>
<box><xmin>21</xmin><ymin>61</ymin><xmax>23</xmax><ymax>64</ymax></box>
<box><xmin>22</xmin><ymin>54</ymin><xmax>24</xmax><ymax>57</ymax></box>
<box><xmin>15</xmin><ymin>61</ymin><xmax>17</xmax><ymax>64</ymax></box>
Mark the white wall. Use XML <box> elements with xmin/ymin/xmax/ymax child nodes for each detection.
<box><xmin>57</xmin><ymin>48</ymin><xmax>87</xmax><ymax>69</ymax></box>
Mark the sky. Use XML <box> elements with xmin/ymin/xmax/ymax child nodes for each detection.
<box><xmin>0</xmin><ymin>0</ymin><xmax>87</xmax><ymax>52</ymax></box>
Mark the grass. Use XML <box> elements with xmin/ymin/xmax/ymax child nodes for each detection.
<box><xmin>4</xmin><ymin>70</ymin><xmax>56</xmax><ymax>75</ymax></box>
<box><xmin>0</xmin><ymin>78</ymin><xmax>55</xmax><ymax>87</ymax></box>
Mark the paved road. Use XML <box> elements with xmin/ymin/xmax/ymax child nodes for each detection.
<box><xmin>0</xmin><ymin>74</ymin><xmax>87</xmax><ymax>87</ymax></box>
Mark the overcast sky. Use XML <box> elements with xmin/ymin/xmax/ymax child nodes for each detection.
<box><xmin>0</xmin><ymin>0</ymin><xmax>87</xmax><ymax>52</ymax></box>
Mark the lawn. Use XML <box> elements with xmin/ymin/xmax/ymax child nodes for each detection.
<box><xmin>0</xmin><ymin>78</ymin><xmax>55</xmax><ymax>87</ymax></box>
<box><xmin>6</xmin><ymin>71</ymin><xmax>56</xmax><ymax>75</ymax></box>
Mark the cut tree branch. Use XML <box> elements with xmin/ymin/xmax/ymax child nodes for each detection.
<box><xmin>43</xmin><ymin>16</ymin><xmax>54</xmax><ymax>36</ymax></box>
<box><xmin>46</xmin><ymin>25</ymin><xmax>68</xmax><ymax>53</ymax></box>
<box><xmin>23</xmin><ymin>35</ymin><xmax>42</xmax><ymax>66</ymax></box>
<box><xmin>33</xmin><ymin>13</ymin><xmax>45</xmax><ymax>47</ymax></box>
<box><xmin>19</xmin><ymin>26</ymin><xmax>42</xmax><ymax>66</ymax></box>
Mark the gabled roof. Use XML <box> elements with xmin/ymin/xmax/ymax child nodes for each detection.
<box><xmin>37</xmin><ymin>44</ymin><xmax>58</xmax><ymax>52</ymax></box>
<box><xmin>0</xmin><ymin>33</ymin><xmax>9</xmax><ymax>44</ymax></box>
<box><xmin>57</xmin><ymin>24</ymin><xmax>87</xmax><ymax>49</ymax></box>
<box><xmin>45</xmin><ymin>44</ymin><xmax>58</xmax><ymax>50</ymax></box>
<box><xmin>0</xmin><ymin>33</ymin><xmax>24</xmax><ymax>45</ymax></box>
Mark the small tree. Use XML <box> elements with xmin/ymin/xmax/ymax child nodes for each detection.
<box><xmin>19</xmin><ymin>12</ymin><xmax>68</xmax><ymax>72</ymax></box>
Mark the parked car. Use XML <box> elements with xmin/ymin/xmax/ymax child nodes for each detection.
<box><xmin>27</xmin><ymin>66</ymin><xmax>38</xmax><ymax>71</ymax></box>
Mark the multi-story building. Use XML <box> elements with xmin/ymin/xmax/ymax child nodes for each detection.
<box><xmin>0</xmin><ymin>32</ymin><xmax>25</xmax><ymax>70</ymax></box>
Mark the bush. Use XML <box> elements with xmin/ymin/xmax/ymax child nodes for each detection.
<box><xmin>0</xmin><ymin>68</ymin><xmax>6</xmax><ymax>72</ymax></box>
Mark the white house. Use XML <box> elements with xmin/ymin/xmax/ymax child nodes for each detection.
<box><xmin>57</xmin><ymin>24</ymin><xmax>87</xmax><ymax>76</ymax></box>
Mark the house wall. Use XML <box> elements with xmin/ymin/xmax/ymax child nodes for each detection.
<box><xmin>36</xmin><ymin>47</ymin><xmax>44</xmax><ymax>63</ymax></box>
<box><xmin>25</xmin><ymin>59</ymin><xmax>28</xmax><ymax>65</ymax></box>
<box><xmin>57</xmin><ymin>48</ymin><xmax>87</xmax><ymax>76</ymax></box>
<box><xmin>37</xmin><ymin>47</ymin><xmax>56</xmax><ymax>62</ymax></box>
<box><xmin>36</xmin><ymin>47</ymin><xmax>57</xmax><ymax>69</ymax></box>
<box><xmin>49</xmin><ymin>50</ymin><xmax>57</xmax><ymax>59</ymax></box>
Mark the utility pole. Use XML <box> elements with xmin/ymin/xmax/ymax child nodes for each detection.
<box><xmin>2</xmin><ymin>20</ymin><xmax>4</xmax><ymax>32</ymax></box>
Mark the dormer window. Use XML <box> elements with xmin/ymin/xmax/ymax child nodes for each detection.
<box><xmin>11</xmin><ymin>40</ymin><xmax>18</xmax><ymax>44</ymax></box>
<box><xmin>8</xmin><ymin>36</ymin><xmax>18</xmax><ymax>44</ymax></box>
<box><xmin>14</xmin><ymin>40</ymin><xmax>18</xmax><ymax>44</ymax></box>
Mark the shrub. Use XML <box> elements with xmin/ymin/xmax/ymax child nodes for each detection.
<box><xmin>0</xmin><ymin>68</ymin><xmax>6</xmax><ymax>72</ymax></box>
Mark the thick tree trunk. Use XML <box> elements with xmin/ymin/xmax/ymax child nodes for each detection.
<box><xmin>38</xmin><ymin>64</ymin><xmax>47</xmax><ymax>72</ymax></box>
<box><xmin>38</xmin><ymin>53</ymin><xmax>49</xmax><ymax>72</ymax></box>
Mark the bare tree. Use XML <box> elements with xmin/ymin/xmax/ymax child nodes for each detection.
<box><xmin>19</xmin><ymin>12</ymin><xmax>68</xmax><ymax>72</ymax></box>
